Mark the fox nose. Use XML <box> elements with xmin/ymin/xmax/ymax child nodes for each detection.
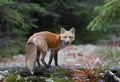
<box><xmin>66</xmin><ymin>41</ymin><xmax>70</xmax><ymax>44</ymax></box>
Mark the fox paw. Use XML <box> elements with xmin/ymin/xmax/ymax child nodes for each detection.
<box><xmin>46</xmin><ymin>64</ymin><xmax>51</xmax><ymax>68</ymax></box>
<box><xmin>55</xmin><ymin>64</ymin><xmax>60</xmax><ymax>67</ymax></box>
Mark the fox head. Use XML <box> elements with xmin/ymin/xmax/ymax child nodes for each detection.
<box><xmin>61</xmin><ymin>27</ymin><xmax>75</xmax><ymax>44</ymax></box>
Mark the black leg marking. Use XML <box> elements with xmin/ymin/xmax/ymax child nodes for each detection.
<box><xmin>48</xmin><ymin>49</ymin><xmax>54</xmax><ymax>66</ymax></box>
<box><xmin>54</xmin><ymin>52</ymin><xmax>59</xmax><ymax>66</ymax></box>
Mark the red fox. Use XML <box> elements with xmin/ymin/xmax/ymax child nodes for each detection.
<box><xmin>25</xmin><ymin>28</ymin><xmax>75</xmax><ymax>74</ymax></box>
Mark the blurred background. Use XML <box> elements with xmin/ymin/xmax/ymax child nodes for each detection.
<box><xmin>0</xmin><ymin>0</ymin><xmax>119</xmax><ymax>60</ymax></box>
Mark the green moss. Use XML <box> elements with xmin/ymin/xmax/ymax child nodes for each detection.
<box><xmin>54</xmin><ymin>77</ymin><xmax>74</xmax><ymax>82</ymax></box>
<box><xmin>16</xmin><ymin>78</ymin><xmax>24</xmax><ymax>82</ymax></box>
<box><xmin>7</xmin><ymin>74</ymin><xmax>17</xmax><ymax>82</ymax></box>
<box><xmin>50</xmin><ymin>67</ymin><xmax>73</xmax><ymax>78</ymax></box>
<box><xmin>54</xmin><ymin>77</ymin><xmax>64</xmax><ymax>82</ymax></box>
<box><xmin>7</xmin><ymin>73</ymin><xmax>46</xmax><ymax>82</ymax></box>
<box><xmin>117</xmin><ymin>70</ymin><xmax>120</xmax><ymax>77</ymax></box>
<box><xmin>26</xmin><ymin>76</ymin><xmax>46</xmax><ymax>82</ymax></box>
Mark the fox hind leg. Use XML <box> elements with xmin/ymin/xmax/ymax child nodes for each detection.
<box><xmin>35</xmin><ymin>38</ymin><xmax>49</xmax><ymax>68</ymax></box>
<box><xmin>41</xmin><ymin>50</ymin><xmax>50</xmax><ymax>67</ymax></box>
<box><xmin>36</xmin><ymin>48</ymin><xmax>41</xmax><ymax>66</ymax></box>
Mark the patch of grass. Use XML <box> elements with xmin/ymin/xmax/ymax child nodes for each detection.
<box><xmin>7</xmin><ymin>74</ymin><xmax>17</xmax><ymax>82</ymax></box>
<box><xmin>50</xmin><ymin>68</ymin><xmax>73</xmax><ymax>78</ymax></box>
<box><xmin>54</xmin><ymin>77</ymin><xmax>64</xmax><ymax>82</ymax></box>
<box><xmin>48</xmin><ymin>68</ymin><xmax>73</xmax><ymax>82</ymax></box>
<box><xmin>117</xmin><ymin>70</ymin><xmax>120</xmax><ymax>77</ymax></box>
<box><xmin>95</xmin><ymin>47</ymin><xmax>120</xmax><ymax>67</ymax></box>
<box><xmin>54</xmin><ymin>77</ymin><xmax>74</xmax><ymax>82</ymax></box>
<box><xmin>26</xmin><ymin>76</ymin><xmax>46</xmax><ymax>82</ymax></box>
<box><xmin>6</xmin><ymin>73</ymin><xmax>46</xmax><ymax>82</ymax></box>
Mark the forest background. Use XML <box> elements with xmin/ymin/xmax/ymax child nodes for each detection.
<box><xmin>0</xmin><ymin>0</ymin><xmax>119</xmax><ymax>60</ymax></box>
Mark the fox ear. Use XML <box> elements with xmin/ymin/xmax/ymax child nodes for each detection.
<box><xmin>69</xmin><ymin>27</ymin><xmax>75</xmax><ymax>34</ymax></box>
<box><xmin>61</xmin><ymin>28</ymin><xmax>66</xmax><ymax>34</ymax></box>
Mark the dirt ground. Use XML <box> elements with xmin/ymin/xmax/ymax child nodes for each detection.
<box><xmin>0</xmin><ymin>44</ymin><xmax>105</xmax><ymax>68</ymax></box>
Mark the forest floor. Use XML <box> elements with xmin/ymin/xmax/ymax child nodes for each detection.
<box><xmin>0</xmin><ymin>44</ymin><xmax>104</xmax><ymax>68</ymax></box>
<box><xmin>0</xmin><ymin>44</ymin><xmax>105</xmax><ymax>67</ymax></box>
<box><xmin>0</xmin><ymin>44</ymin><xmax>120</xmax><ymax>82</ymax></box>
<box><xmin>0</xmin><ymin>44</ymin><xmax>119</xmax><ymax>68</ymax></box>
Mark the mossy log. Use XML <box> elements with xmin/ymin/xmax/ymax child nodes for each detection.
<box><xmin>0</xmin><ymin>66</ymin><xmax>72</xmax><ymax>76</ymax></box>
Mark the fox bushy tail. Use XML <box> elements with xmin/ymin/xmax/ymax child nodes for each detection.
<box><xmin>25</xmin><ymin>42</ymin><xmax>37</xmax><ymax>75</ymax></box>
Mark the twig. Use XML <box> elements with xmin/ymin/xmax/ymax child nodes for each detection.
<box><xmin>109</xmin><ymin>71</ymin><xmax>120</xmax><ymax>82</ymax></box>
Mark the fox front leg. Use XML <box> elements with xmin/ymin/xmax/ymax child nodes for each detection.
<box><xmin>48</xmin><ymin>49</ymin><xmax>54</xmax><ymax>67</ymax></box>
<box><xmin>54</xmin><ymin>50</ymin><xmax>59</xmax><ymax>66</ymax></box>
<box><xmin>48</xmin><ymin>49</ymin><xmax>59</xmax><ymax>67</ymax></box>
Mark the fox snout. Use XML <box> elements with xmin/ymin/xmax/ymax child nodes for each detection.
<box><xmin>64</xmin><ymin>37</ymin><xmax>73</xmax><ymax>44</ymax></box>
<box><xmin>66</xmin><ymin>41</ymin><xmax>71</xmax><ymax>45</ymax></box>
<box><xmin>66</xmin><ymin>41</ymin><xmax>70</xmax><ymax>44</ymax></box>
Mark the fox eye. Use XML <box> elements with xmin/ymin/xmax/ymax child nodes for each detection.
<box><xmin>69</xmin><ymin>36</ymin><xmax>72</xmax><ymax>38</ymax></box>
<box><xmin>64</xmin><ymin>36</ymin><xmax>67</xmax><ymax>38</ymax></box>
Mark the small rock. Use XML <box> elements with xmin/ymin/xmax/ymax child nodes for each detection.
<box><xmin>0</xmin><ymin>75</ymin><xmax>5</xmax><ymax>80</ymax></box>
<box><xmin>48</xmin><ymin>66</ymin><xmax>60</xmax><ymax>72</ymax></box>
<box><xmin>0</xmin><ymin>70</ymin><xmax>10</xmax><ymax>76</ymax></box>
<box><xmin>98</xmin><ymin>79</ymin><xmax>104</xmax><ymax>82</ymax></box>
<box><xmin>73</xmin><ymin>64</ymin><xmax>84</xmax><ymax>69</ymax></box>
<box><xmin>46</xmin><ymin>78</ymin><xmax>54</xmax><ymax>82</ymax></box>
<box><xmin>110</xmin><ymin>66</ymin><xmax>120</xmax><ymax>71</ymax></box>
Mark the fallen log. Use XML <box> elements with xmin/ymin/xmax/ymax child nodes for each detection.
<box><xmin>0</xmin><ymin>66</ymin><xmax>72</xmax><ymax>76</ymax></box>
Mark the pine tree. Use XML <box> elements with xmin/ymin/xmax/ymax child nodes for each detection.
<box><xmin>0</xmin><ymin>0</ymin><xmax>50</xmax><ymax>36</ymax></box>
<box><xmin>87</xmin><ymin>0</ymin><xmax>120</xmax><ymax>31</ymax></box>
